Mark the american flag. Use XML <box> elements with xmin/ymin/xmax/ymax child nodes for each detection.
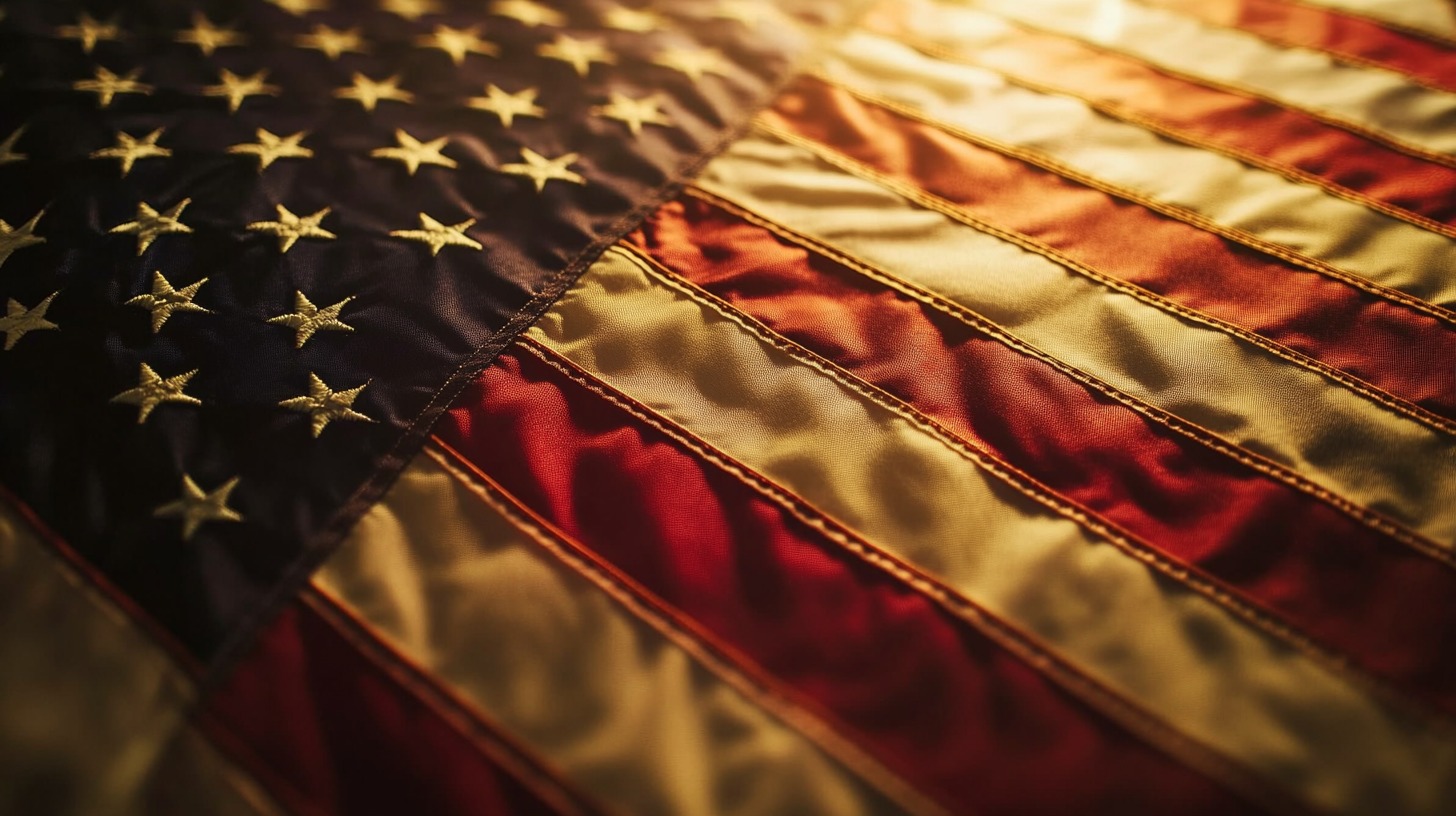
<box><xmin>3</xmin><ymin>0</ymin><xmax>1456</xmax><ymax>814</ymax></box>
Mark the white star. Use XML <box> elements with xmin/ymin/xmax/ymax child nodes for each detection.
<box><xmin>175</xmin><ymin>13</ymin><xmax>246</xmax><ymax>56</ymax></box>
<box><xmin>0</xmin><ymin>209</ymin><xmax>45</xmax><ymax>268</ymax></box>
<box><xmin>390</xmin><ymin>213</ymin><xmax>482</xmax><ymax>255</ymax></box>
<box><xmin>0</xmin><ymin>125</ymin><xmax>27</xmax><ymax>165</ymax></box>
<box><xmin>154</xmin><ymin>475</ymin><xmax>243</xmax><ymax>541</ymax></box>
<box><xmin>416</xmin><ymin>24</ymin><xmax>498</xmax><ymax>65</ymax></box>
<box><xmin>247</xmin><ymin>205</ymin><xmax>336</xmax><ymax>253</ymax></box>
<box><xmin>110</xmin><ymin>362</ymin><xmax>201</xmax><ymax>423</ymax></box>
<box><xmin>228</xmin><ymin>129</ymin><xmax>313</xmax><ymax>171</ymax></box>
<box><xmin>593</xmin><ymin>92</ymin><xmax>669</xmax><ymax>135</ymax></box>
<box><xmin>267</xmin><ymin>0</ymin><xmax>328</xmax><ymax>15</ymax></box>
<box><xmin>712</xmin><ymin>1</ymin><xmax>782</xmax><ymax>27</ymax></box>
<box><xmin>267</xmin><ymin>290</ymin><xmax>354</xmax><ymax>348</ymax></box>
<box><xmin>654</xmin><ymin>47</ymin><xmax>729</xmax><ymax>80</ymax></box>
<box><xmin>204</xmin><ymin>69</ymin><xmax>279</xmax><ymax>113</ymax></box>
<box><xmin>73</xmin><ymin>66</ymin><xmax>153</xmax><ymax>108</ymax></box>
<box><xmin>603</xmin><ymin>6</ymin><xmax>668</xmax><ymax>32</ymax></box>
<box><xmin>126</xmin><ymin>271</ymin><xmax>210</xmax><ymax>333</ymax></box>
<box><xmin>538</xmin><ymin>34</ymin><xmax>613</xmax><ymax>76</ymax></box>
<box><xmin>296</xmin><ymin>24</ymin><xmax>367</xmax><ymax>59</ymax></box>
<box><xmin>278</xmin><ymin>373</ymin><xmax>372</xmax><ymax>437</ymax></box>
<box><xmin>90</xmin><ymin>128</ymin><xmax>171</xmax><ymax>176</ymax></box>
<box><xmin>0</xmin><ymin>293</ymin><xmax>58</xmax><ymax>351</ymax></box>
<box><xmin>467</xmin><ymin>84</ymin><xmax>545</xmax><ymax>127</ymax></box>
<box><xmin>491</xmin><ymin>0</ymin><xmax>565</xmax><ymax>27</ymax></box>
<box><xmin>56</xmin><ymin>13</ymin><xmax>123</xmax><ymax>54</ymax></box>
<box><xmin>109</xmin><ymin>200</ymin><xmax>193</xmax><ymax>255</ymax></box>
<box><xmin>500</xmin><ymin>148</ymin><xmax>585</xmax><ymax>192</ymax></box>
<box><xmin>383</xmin><ymin>0</ymin><xmax>442</xmax><ymax>21</ymax></box>
<box><xmin>371</xmin><ymin>130</ymin><xmax>457</xmax><ymax>175</ymax></box>
<box><xmin>335</xmin><ymin>73</ymin><xmax>413</xmax><ymax>111</ymax></box>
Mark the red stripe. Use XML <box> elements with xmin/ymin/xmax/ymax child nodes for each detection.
<box><xmin>1151</xmin><ymin>0</ymin><xmax>1456</xmax><ymax>92</ymax></box>
<box><xmin>866</xmin><ymin>5</ymin><xmax>1456</xmax><ymax>228</ymax></box>
<box><xmin>200</xmin><ymin>594</ymin><xmax>597</xmax><ymax>816</ymax></box>
<box><xmin>624</xmin><ymin>192</ymin><xmax>1456</xmax><ymax>718</ymax></box>
<box><xmin>435</xmin><ymin>344</ymin><xmax>1269</xmax><ymax>816</ymax></box>
<box><xmin>765</xmin><ymin>76</ymin><xmax>1456</xmax><ymax>429</ymax></box>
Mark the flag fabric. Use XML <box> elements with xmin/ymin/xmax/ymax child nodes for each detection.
<box><xmin>3</xmin><ymin>0</ymin><xmax>1456</xmax><ymax>815</ymax></box>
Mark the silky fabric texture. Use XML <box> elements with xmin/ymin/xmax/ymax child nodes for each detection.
<box><xmin>0</xmin><ymin>498</ymin><xmax>203</xmax><ymax>816</ymax></box>
<box><xmin>437</xmin><ymin>344</ymin><xmax>1262</xmax><ymax>815</ymax></box>
<box><xmin>314</xmin><ymin>447</ymin><xmax>910</xmax><ymax>816</ymax></box>
<box><xmin>767</xmin><ymin>76</ymin><xmax>1456</xmax><ymax>427</ymax></box>
<box><xmin>696</xmin><ymin>133</ymin><xmax>1456</xmax><ymax>549</ymax></box>
<box><xmin>526</xmin><ymin>246</ymin><xmax>1456</xmax><ymax>816</ymax></box>
<box><xmin>1145</xmin><ymin>0</ymin><xmax>1456</xmax><ymax>91</ymax></box>
<box><xmin>962</xmin><ymin>0</ymin><xmax>1456</xmax><ymax>155</ymax></box>
<box><xmin>821</xmin><ymin>31</ymin><xmax>1456</xmax><ymax>309</ymax></box>
<box><xmin>869</xmin><ymin>0</ymin><xmax>1456</xmax><ymax>228</ymax></box>
<box><xmin>627</xmin><ymin>193</ymin><xmax>1456</xmax><ymax>715</ymax></box>
<box><xmin>204</xmin><ymin>594</ymin><xmax>596</xmax><ymax>816</ymax></box>
<box><xmin>1298</xmin><ymin>0</ymin><xmax>1456</xmax><ymax>37</ymax></box>
<box><xmin>137</xmin><ymin>727</ymin><xmax>285</xmax><ymax>816</ymax></box>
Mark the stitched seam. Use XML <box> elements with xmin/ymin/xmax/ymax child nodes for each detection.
<box><xmin>949</xmin><ymin>2</ymin><xmax>1456</xmax><ymax>170</ymax></box>
<box><xmin>877</xmin><ymin>24</ymin><xmax>1456</xmax><ymax>240</ymax></box>
<box><xmin>419</xmin><ymin>442</ymin><xmax>952</xmax><ymax>816</ymax></box>
<box><xmin>302</xmin><ymin>587</ymin><xmax>606</xmax><ymax>816</ymax></box>
<box><xmin>512</xmin><ymin>336</ymin><xmax>1316</xmax><ymax>816</ymax></box>
<box><xmin>1277</xmin><ymin>0</ymin><xmax>1456</xmax><ymax>49</ymax></box>
<box><xmin>811</xmin><ymin>73</ymin><xmax>1456</xmax><ymax>331</ymax></box>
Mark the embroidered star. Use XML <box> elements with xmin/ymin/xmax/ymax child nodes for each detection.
<box><xmin>0</xmin><ymin>125</ymin><xmax>26</xmax><ymax>165</ymax></box>
<box><xmin>0</xmin><ymin>210</ymin><xmax>45</xmax><ymax>268</ymax></box>
<box><xmin>204</xmin><ymin>69</ymin><xmax>279</xmax><ymax>113</ymax></box>
<box><xmin>390</xmin><ymin>213</ymin><xmax>482</xmax><ymax>255</ymax></box>
<box><xmin>73</xmin><ymin>66</ymin><xmax>152</xmax><ymax>108</ymax></box>
<box><xmin>154</xmin><ymin>475</ymin><xmax>243</xmax><ymax>541</ymax></box>
<box><xmin>109</xmin><ymin>200</ymin><xmax>192</xmax><ymax>255</ymax></box>
<box><xmin>335</xmin><ymin>73</ymin><xmax>413</xmax><ymax>111</ymax></box>
<box><xmin>247</xmin><ymin>205</ymin><xmax>336</xmax><ymax>253</ymax></box>
<box><xmin>175</xmin><ymin>13</ymin><xmax>246</xmax><ymax>56</ymax></box>
<box><xmin>538</xmin><ymin>35</ymin><xmax>613</xmax><ymax>76</ymax></box>
<box><xmin>370</xmin><ymin>130</ymin><xmax>457</xmax><ymax>176</ymax></box>
<box><xmin>267</xmin><ymin>290</ymin><xmax>354</xmax><ymax>348</ymax></box>
<box><xmin>228</xmin><ymin>129</ymin><xmax>313</xmax><ymax>171</ymax></box>
<box><xmin>279</xmin><ymin>373</ymin><xmax>372</xmax><ymax>437</ymax></box>
<box><xmin>267</xmin><ymin>0</ymin><xmax>327</xmax><ymax>15</ymax></box>
<box><xmin>603</xmin><ymin>7</ymin><xmax>668</xmax><ymax>32</ymax></box>
<box><xmin>467</xmin><ymin>84</ymin><xmax>545</xmax><ymax>127</ymax></box>
<box><xmin>0</xmin><ymin>294</ymin><xmax>58</xmax><ymax>351</ymax></box>
<box><xmin>90</xmin><ymin>128</ymin><xmax>171</xmax><ymax>176</ymax></box>
<box><xmin>416</xmin><ymin>24</ymin><xmax>498</xmax><ymax>65</ymax></box>
<box><xmin>500</xmin><ymin>148</ymin><xmax>585</xmax><ymax>193</ymax></box>
<box><xmin>383</xmin><ymin>0</ymin><xmax>442</xmax><ymax>21</ymax></box>
<box><xmin>110</xmin><ymin>362</ymin><xmax>201</xmax><ymax>423</ymax></box>
<box><xmin>653</xmin><ymin>47</ymin><xmax>729</xmax><ymax>80</ymax></box>
<box><xmin>55</xmin><ymin>13</ymin><xmax>123</xmax><ymax>54</ymax></box>
<box><xmin>296</xmin><ymin>24</ymin><xmax>367</xmax><ymax>59</ymax></box>
<box><xmin>593</xmin><ymin>92</ymin><xmax>669</xmax><ymax>135</ymax></box>
<box><xmin>126</xmin><ymin>271</ymin><xmax>210</xmax><ymax>333</ymax></box>
<box><xmin>491</xmin><ymin>0</ymin><xmax>564</xmax><ymax>27</ymax></box>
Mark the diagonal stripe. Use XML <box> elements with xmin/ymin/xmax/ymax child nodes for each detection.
<box><xmin>138</xmin><ymin>727</ymin><xmax>288</xmax><ymax>816</ymax></box>
<box><xmin>870</xmin><ymin>0</ymin><xmax>1456</xmax><ymax>232</ymax></box>
<box><xmin>819</xmin><ymin>30</ymin><xmax>1456</xmax><ymax>314</ymax></box>
<box><xmin>1141</xmin><ymin>0</ymin><xmax>1456</xmax><ymax>92</ymax></box>
<box><xmin>628</xmin><ymin>191</ymin><xmax>1456</xmax><ymax>717</ymax></box>
<box><xmin>0</xmin><ymin>494</ymin><xmax>276</xmax><ymax>816</ymax></box>
<box><xmin>959</xmin><ymin>0</ymin><xmax>1456</xmax><ymax>158</ymax></box>
<box><xmin>314</xmin><ymin>446</ymin><xmax>925</xmax><ymax>816</ymax></box>
<box><xmin>434</xmin><ymin>342</ymin><xmax>1270</xmax><ymax>815</ymax></box>
<box><xmin>1293</xmin><ymin>0</ymin><xmax>1456</xmax><ymax>40</ymax></box>
<box><xmin>768</xmin><ymin>75</ymin><xmax>1456</xmax><ymax>434</ymax></box>
<box><xmin>527</xmin><ymin>245</ymin><xmax>1456</xmax><ymax>816</ymax></box>
<box><xmin>201</xmin><ymin>593</ymin><xmax>601</xmax><ymax>816</ymax></box>
<box><xmin>701</xmin><ymin>128</ymin><xmax>1456</xmax><ymax>550</ymax></box>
